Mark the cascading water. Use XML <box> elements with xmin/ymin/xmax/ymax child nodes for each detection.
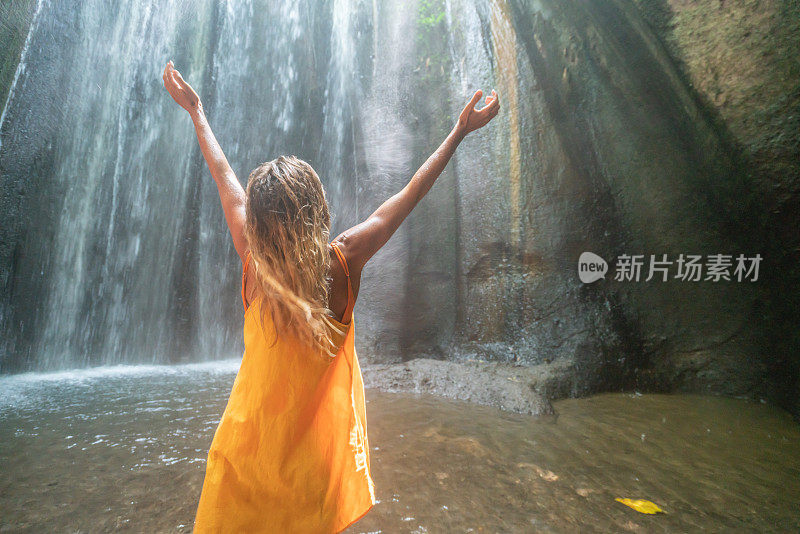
<box><xmin>0</xmin><ymin>0</ymin><xmax>367</xmax><ymax>371</ymax></box>
<box><xmin>0</xmin><ymin>0</ymin><xmax>786</xmax><ymax>409</ymax></box>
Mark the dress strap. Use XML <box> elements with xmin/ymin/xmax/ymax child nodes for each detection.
<box><xmin>242</xmin><ymin>250</ymin><xmax>252</xmax><ymax>311</ymax></box>
<box><xmin>330</xmin><ymin>242</ymin><xmax>354</xmax><ymax>322</ymax></box>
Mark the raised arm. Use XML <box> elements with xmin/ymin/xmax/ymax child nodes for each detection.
<box><xmin>333</xmin><ymin>89</ymin><xmax>500</xmax><ymax>272</ymax></box>
<box><xmin>162</xmin><ymin>60</ymin><xmax>248</xmax><ymax>263</ymax></box>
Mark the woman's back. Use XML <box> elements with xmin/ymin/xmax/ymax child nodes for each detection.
<box><xmin>242</xmin><ymin>241</ymin><xmax>360</xmax><ymax>327</ymax></box>
<box><xmin>194</xmin><ymin>243</ymin><xmax>375</xmax><ymax>533</ymax></box>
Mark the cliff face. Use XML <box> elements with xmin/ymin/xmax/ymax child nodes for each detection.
<box><xmin>0</xmin><ymin>0</ymin><xmax>797</xmax><ymax>412</ymax></box>
<box><xmin>391</xmin><ymin>0</ymin><xmax>776</xmax><ymax>404</ymax></box>
<box><xmin>0</xmin><ymin>0</ymin><xmax>38</xmax><ymax>108</ymax></box>
<box><xmin>633</xmin><ymin>0</ymin><xmax>799</xmax><ymax>194</ymax></box>
<box><xmin>630</xmin><ymin>0</ymin><xmax>800</xmax><ymax>412</ymax></box>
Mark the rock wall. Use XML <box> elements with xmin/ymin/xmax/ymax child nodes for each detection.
<box><xmin>0</xmin><ymin>0</ymin><xmax>38</xmax><ymax>108</ymax></box>
<box><xmin>630</xmin><ymin>0</ymin><xmax>800</xmax><ymax>413</ymax></box>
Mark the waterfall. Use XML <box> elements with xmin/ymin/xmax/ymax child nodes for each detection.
<box><xmin>0</xmin><ymin>0</ymin><xmax>357</xmax><ymax>371</ymax></box>
<box><xmin>0</xmin><ymin>0</ymin><xmax>773</xmax><ymax>407</ymax></box>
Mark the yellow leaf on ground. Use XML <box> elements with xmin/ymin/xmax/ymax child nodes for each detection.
<box><xmin>615</xmin><ymin>498</ymin><xmax>665</xmax><ymax>514</ymax></box>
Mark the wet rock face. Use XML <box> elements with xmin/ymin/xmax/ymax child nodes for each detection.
<box><xmin>0</xmin><ymin>0</ymin><xmax>37</xmax><ymax>107</ymax></box>
<box><xmin>389</xmin><ymin>0</ymin><xmax>775</xmax><ymax>402</ymax></box>
<box><xmin>0</xmin><ymin>1</ymin><xmax>796</xmax><ymax>412</ymax></box>
<box><xmin>629</xmin><ymin>0</ymin><xmax>800</xmax><ymax>417</ymax></box>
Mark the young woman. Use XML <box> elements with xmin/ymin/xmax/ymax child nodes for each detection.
<box><xmin>162</xmin><ymin>59</ymin><xmax>499</xmax><ymax>533</ymax></box>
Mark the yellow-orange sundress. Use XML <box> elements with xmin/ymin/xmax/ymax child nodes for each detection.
<box><xmin>193</xmin><ymin>242</ymin><xmax>376</xmax><ymax>533</ymax></box>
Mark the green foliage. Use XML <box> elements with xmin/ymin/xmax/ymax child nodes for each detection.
<box><xmin>415</xmin><ymin>0</ymin><xmax>450</xmax><ymax>86</ymax></box>
<box><xmin>418</xmin><ymin>0</ymin><xmax>446</xmax><ymax>28</ymax></box>
<box><xmin>413</xmin><ymin>0</ymin><xmax>452</xmax><ymax>136</ymax></box>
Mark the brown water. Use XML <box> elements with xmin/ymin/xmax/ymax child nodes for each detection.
<box><xmin>1</xmin><ymin>361</ymin><xmax>798</xmax><ymax>533</ymax></box>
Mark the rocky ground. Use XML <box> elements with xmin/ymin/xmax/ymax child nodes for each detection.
<box><xmin>363</xmin><ymin>357</ymin><xmax>581</xmax><ymax>416</ymax></box>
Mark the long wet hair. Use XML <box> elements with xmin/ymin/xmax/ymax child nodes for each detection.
<box><xmin>244</xmin><ymin>155</ymin><xmax>343</xmax><ymax>358</ymax></box>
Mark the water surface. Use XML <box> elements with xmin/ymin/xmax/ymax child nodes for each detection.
<box><xmin>1</xmin><ymin>361</ymin><xmax>798</xmax><ymax>532</ymax></box>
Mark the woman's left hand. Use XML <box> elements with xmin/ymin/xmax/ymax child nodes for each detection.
<box><xmin>162</xmin><ymin>60</ymin><xmax>201</xmax><ymax>114</ymax></box>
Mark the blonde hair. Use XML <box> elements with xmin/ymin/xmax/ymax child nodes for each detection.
<box><xmin>244</xmin><ymin>155</ymin><xmax>343</xmax><ymax>357</ymax></box>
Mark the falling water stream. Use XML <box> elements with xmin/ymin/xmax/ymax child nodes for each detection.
<box><xmin>2</xmin><ymin>0</ymin><xmax>505</xmax><ymax>371</ymax></box>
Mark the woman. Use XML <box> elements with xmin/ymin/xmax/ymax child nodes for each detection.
<box><xmin>162</xmin><ymin>59</ymin><xmax>499</xmax><ymax>533</ymax></box>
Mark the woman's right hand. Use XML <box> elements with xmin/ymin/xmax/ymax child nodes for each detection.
<box><xmin>455</xmin><ymin>89</ymin><xmax>500</xmax><ymax>137</ymax></box>
<box><xmin>162</xmin><ymin>60</ymin><xmax>202</xmax><ymax>114</ymax></box>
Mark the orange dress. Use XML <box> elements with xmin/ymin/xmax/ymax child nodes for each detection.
<box><xmin>193</xmin><ymin>242</ymin><xmax>376</xmax><ymax>533</ymax></box>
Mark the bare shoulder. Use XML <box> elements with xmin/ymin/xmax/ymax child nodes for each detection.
<box><xmin>329</xmin><ymin>233</ymin><xmax>363</xmax><ymax>298</ymax></box>
<box><xmin>330</xmin><ymin>231</ymin><xmax>362</xmax><ymax>279</ymax></box>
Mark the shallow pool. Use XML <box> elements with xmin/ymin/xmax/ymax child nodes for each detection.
<box><xmin>1</xmin><ymin>360</ymin><xmax>798</xmax><ymax>532</ymax></box>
